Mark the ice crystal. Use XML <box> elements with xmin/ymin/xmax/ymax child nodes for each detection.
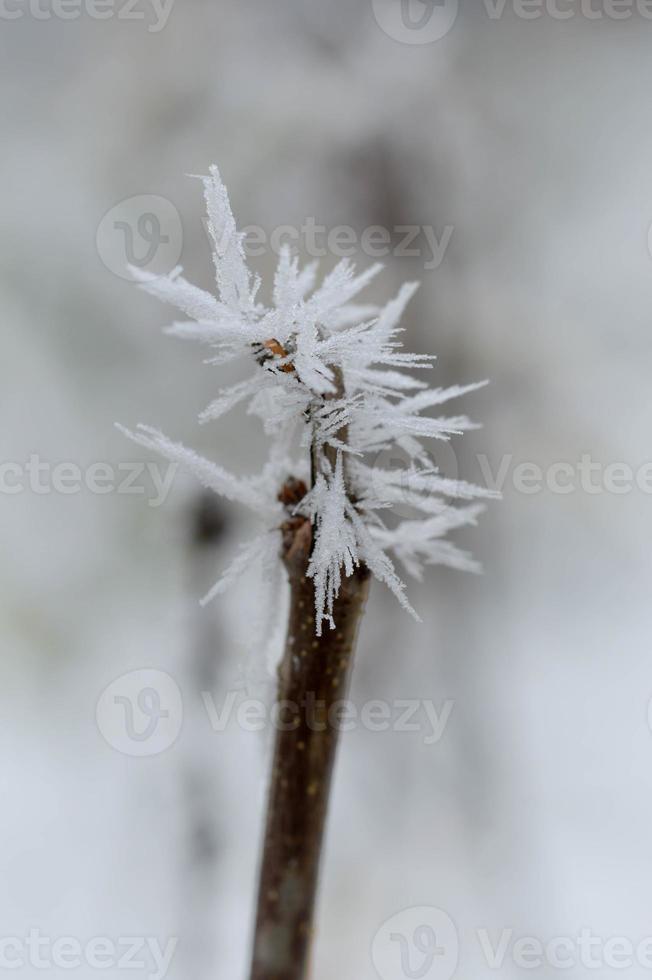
<box><xmin>119</xmin><ymin>166</ymin><xmax>497</xmax><ymax>634</ymax></box>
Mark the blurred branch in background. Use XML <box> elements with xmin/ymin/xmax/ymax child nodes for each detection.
<box><xmin>178</xmin><ymin>491</ymin><xmax>229</xmax><ymax>979</ymax></box>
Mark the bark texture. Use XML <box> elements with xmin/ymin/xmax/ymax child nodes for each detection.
<box><xmin>249</xmin><ymin>517</ymin><xmax>370</xmax><ymax>980</ymax></box>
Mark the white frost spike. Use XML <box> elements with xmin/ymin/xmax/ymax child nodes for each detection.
<box><xmin>119</xmin><ymin>164</ymin><xmax>497</xmax><ymax>635</ymax></box>
<box><xmin>301</xmin><ymin>455</ymin><xmax>359</xmax><ymax>634</ymax></box>
<box><xmin>129</xmin><ymin>265</ymin><xmax>223</xmax><ymax>321</ymax></box>
<box><xmin>327</xmin><ymin>304</ymin><xmax>380</xmax><ymax>330</ymax></box>
<box><xmin>199</xmin><ymin>373</ymin><xmax>276</xmax><ymax>425</ymax></box>
<box><xmin>305</xmin><ymin>259</ymin><xmax>382</xmax><ymax>322</ymax></box>
<box><xmin>293</xmin><ymin>323</ymin><xmax>337</xmax><ymax>394</ymax></box>
<box><xmin>165</xmin><ymin>320</ymin><xmax>246</xmax><ymax>346</ymax></box>
<box><xmin>396</xmin><ymin>380</ymin><xmax>489</xmax><ymax>415</ymax></box>
<box><xmin>115</xmin><ymin>423</ymin><xmax>273</xmax><ymax>515</ymax></box>
<box><xmin>363</xmin><ymin>281</ymin><xmax>420</xmax><ymax>358</ymax></box>
<box><xmin>200</xmin><ymin>532</ymin><xmax>279</xmax><ymax>606</ymax></box>
<box><xmin>201</xmin><ymin>165</ymin><xmax>255</xmax><ymax>313</ymax></box>
<box><xmin>371</xmin><ymin>505</ymin><xmax>485</xmax><ymax>581</ymax></box>
<box><xmin>357</xmin><ymin>463</ymin><xmax>500</xmax><ymax>503</ymax></box>
<box><xmin>351</xmin><ymin>368</ymin><xmax>428</xmax><ymax>394</ymax></box>
<box><xmin>273</xmin><ymin>245</ymin><xmax>307</xmax><ymax>313</ymax></box>
<box><xmin>346</xmin><ymin>504</ymin><xmax>420</xmax><ymax>622</ymax></box>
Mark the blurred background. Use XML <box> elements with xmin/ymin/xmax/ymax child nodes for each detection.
<box><xmin>3</xmin><ymin>2</ymin><xmax>652</xmax><ymax>978</ymax></box>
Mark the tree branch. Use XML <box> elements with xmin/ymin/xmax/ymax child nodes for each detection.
<box><xmin>249</xmin><ymin>515</ymin><xmax>370</xmax><ymax>980</ymax></box>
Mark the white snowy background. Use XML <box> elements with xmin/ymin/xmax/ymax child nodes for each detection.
<box><xmin>2</xmin><ymin>2</ymin><xmax>652</xmax><ymax>979</ymax></box>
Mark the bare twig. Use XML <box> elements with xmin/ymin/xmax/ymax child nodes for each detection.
<box><xmin>249</xmin><ymin>510</ymin><xmax>370</xmax><ymax>980</ymax></box>
<box><xmin>249</xmin><ymin>356</ymin><xmax>369</xmax><ymax>980</ymax></box>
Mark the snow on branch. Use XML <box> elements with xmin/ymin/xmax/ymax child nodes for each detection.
<box><xmin>118</xmin><ymin>166</ymin><xmax>498</xmax><ymax>633</ymax></box>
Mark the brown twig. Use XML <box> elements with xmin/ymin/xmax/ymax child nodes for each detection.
<box><xmin>249</xmin><ymin>354</ymin><xmax>370</xmax><ymax>979</ymax></box>
<box><xmin>249</xmin><ymin>512</ymin><xmax>370</xmax><ymax>980</ymax></box>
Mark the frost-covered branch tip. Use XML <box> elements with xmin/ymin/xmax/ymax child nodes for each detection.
<box><xmin>118</xmin><ymin>165</ymin><xmax>498</xmax><ymax>634</ymax></box>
